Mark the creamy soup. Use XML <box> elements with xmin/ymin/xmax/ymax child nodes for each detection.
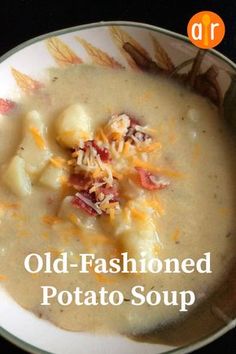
<box><xmin>0</xmin><ymin>65</ymin><xmax>235</xmax><ymax>335</ymax></box>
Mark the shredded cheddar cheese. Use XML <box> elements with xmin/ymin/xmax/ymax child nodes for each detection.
<box><xmin>92</xmin><ymin>169</ymin><xmax>106</xmax><ymax>179</ymax></box>
<box><xmin>48</xmin><ymin>248</ymin><xmax>61</xmax><ymax>258</ymax></box>
<box><xmin>123</xmin><ymin>207</ymin><xmax>130</xmax><ymax>223</ymax></box>
<box><xmin>109</xmin><ymin>208</ymin><xmax>115</xmax><ymax>221</ymax></box>
<box><xmin>153</xmin><ymin>243</ymin><xmax>161</xmax><ymax>257</ymax></box>
<box><xmin>99</xmin><ymin>128</ymin><xmax>109</xmax><ymax>144</ymax></box>
<box><xmin>57</xmin><ymin>131</ymin><xmax>75</xmax><ymax>140</ymax></box>
<box><xmin>123</xmin><ymin>141</ymin><xmax>131</xmax><ymax>156</ymax></box>
<box><xmin>42</xmin><ymin>214</ymin><xmax>62</xmax><ymax>225</ymax></box>
<box><xmin>50</xmin><ymin>156</ymin><xmax>66</xmax><ymax>168</ymax></box>
<box><xmin>89</xmin><ymin>265</ymin><xmax>114</xmax><ymax>284</ymax></box>
<box><xmin>79</xmin><ymin>131</ymin><xmax>91</xmax><ymax>140</ymax></box>
<box><xmin>0</xmin><ymin>202</ymin><xmax>19</xmax><ymax>210</ymax></box>
<box><xmin>111</xmin><ymin>168</ymin><xmax>123</xmax><ymax>180</ymax></box>
<box><xmin>172</xmin><ymin>227</ymin><xmax>180</xmax><ymax>243</ymax></box>
<box><xmin>130</xmin><ymin>207</ymin><xmax>148</xmax><ymax>221</ymax></box>
<box><xmin>68</xmin><ymin>213</ymin><xmax>80</xmax><ymax>226</ymax></box>
<box><xmin>60</xmin><ymin>175</ymin><xmax>69</xmax><ymax>186</ymax></box>
<box><xmin>144</xmin><ymin>198</ymin><xmax>164</xmax><ymax>215</ymax></box>
<box><xmin>132</xmin><ymin>157</ymin><xmax>157</xmax><ymax>171</ymax></box>
<box><xmin>132</xmin><ymin>157</ymin><xmax>183</xmax><ymax>178</ymax></box>
<box><xmin>29</xmin><ymin>126</ymin><xmax>46</xmax><ymax>150</ymax></box>
<box><xmin>0</xmin><ymin>274</ymin><xmax>7</xmax><ymax>281</ymax></box>
<box><xmin>136</xmin><ymin>141</ymin><xmax>162</xmax><ymax>153</ymax></box>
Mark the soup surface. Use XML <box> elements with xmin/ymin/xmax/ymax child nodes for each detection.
<box><xmin>0</xmin><ymin>65</ymin><xmax>235</xmax><ymax>334</ymax></box>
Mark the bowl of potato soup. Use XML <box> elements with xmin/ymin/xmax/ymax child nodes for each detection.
<box><xmin>0</xmin><ymin>21</ymin><xmax>235</xmax><ymax>354</ymax></box>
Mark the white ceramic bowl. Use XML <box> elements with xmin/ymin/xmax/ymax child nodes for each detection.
<box><xmin>0</xmin><ymin>21</ymin><xmax>235</xmax><ymax>354</ymax></box>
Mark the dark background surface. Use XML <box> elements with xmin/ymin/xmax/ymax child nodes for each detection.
<box><xmin>0</xmin><ymin>0</ymin><xmax>235</xmax><ymax>353</ymax></box>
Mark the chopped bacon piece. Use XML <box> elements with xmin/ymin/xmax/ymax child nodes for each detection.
<box><xmin>69</xmin><ymin>173</ymin><xmax>92</xmax><ymax>191</ymax></box>
<box><xmin>91</xmin><ymin>140</ymin><xmax>111</xmax><ymax>162</ymax></box>
<box><xmin>72</xmin><ymin>191</ymin><xmax>98</xmax><ymax>216</ymax></box>
<box><xmin>84</xmin><ymin>140</ymin><xmax>111</xmax><ymax>162</ymax></box>
<box><xmin>0</xmin><ymin>99</ymin><xmax>15</xmax><ymax>114</ymax></box>
<box><xmin>135</xmin><ymin>167</ymin><xmax>170</xmax><ymax>191</ymax></box>
<box><xmin>129</xmin><ymin>117</ymin><xmax>140</xmax><ymax>127</ymax></box>
<box><xmin>125</xmin><ymin>117</ymin><xmax>151</xmax><ymax>143</ymax></box>
<box><xmin>97</xmin><ymin>184</ymin><xmax>119</xmax><ymax>202</ymax></box>
<box><xmin>98</xmin><ymin>186</ymin><xmax>118</xmax><ymax>197</ymax></box>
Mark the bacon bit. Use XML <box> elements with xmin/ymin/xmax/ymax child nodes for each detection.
<box><xmin>84</xmin><ymin>140</ymin><xmax>111</xmax><ymax>162</ymax></box>
<box><xmin>135</xmin><ymin>167</ymin><xmax>170</xmax><ymax>191</ymax></box>
<box><xmin>69</xmin><ymin>173</ymin><xmax>92</xmax><ymax>191</ymax></box>
<box><xmin>29</xmin><ymin>126</ymin><xmax>46</xmax><ymax>150</ymax></box>
<box><xmin>0</xmin><ymin>99</ymin><xmax>15</xmax><ymax>115</ymax></box>
<box><xmin>129</xmin><ymin>117</ymin><xmax>140</xmax><ymax>127</ymax></box>
<box><xmin>98</xmin><ymin>185</ymin><xmax>119</xmax><ymax>200</ymax></box>
<box><xmin>42</xmin><ymin>214</ymin><xmax>62</xmax><ymax>225</ymax></box>
<box><xmin>72</xmin><ymin>191</ymin><xmax>99</xmax><ymax>216</ymax></box>
<box><xmin>92</xmin><ymin>140</ymin><xmax>111</xmax><ymax>162</ymax></box>
<box><xmin>126</xmin><ymin>117</ymin><xmax>152</xmax><ymax>143</ymax></box>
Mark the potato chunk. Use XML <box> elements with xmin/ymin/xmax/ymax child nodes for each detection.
<box><xmin>119</xmin><ymin>218</ymin><xmax>159</xmax><ymax>261</ymax></box>
<box><xmin>58</xmin><ymin>196</ymin><xmax>96</xmax><ymax>230</ymax></box>
<box><xmin>39</xmin><ymin>162</ymin><xmax>67</xmax><ymax>190</ymax></box>
<box><xmin>56</xmin><ymin>104</ymin><xmax>92</xmax><ymax>148</ymax></box>
<box><xmin>3</xmin><ymin>156</ymin><xmax>31</xmax><ymax>197</ymax></box>
<box><xmin>113</xmin><ymin>199</ymin><xmax>161</xmax><ymax>262</ymax></box>
<box><xmin>18</xmin><ymin>110</ymin><xmax>52</xmax><ymax>177</ymax></box>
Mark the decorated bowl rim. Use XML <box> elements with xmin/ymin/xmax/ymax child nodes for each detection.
<box><xmin>0</xmin><ymin>20</ymin><xmax>235</xmax><ymax>354</ymax></box>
